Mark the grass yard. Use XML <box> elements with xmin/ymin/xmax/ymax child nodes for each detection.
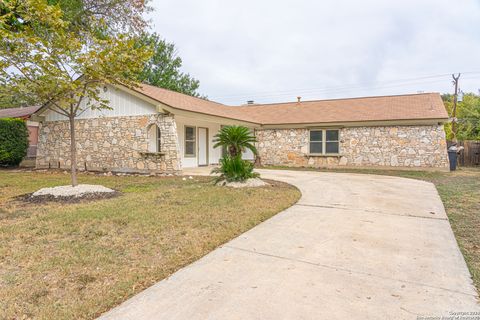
<box><xmin>263</xmin><ymin>165</ymin><xmax>480</xmax><ymax>292</ymax></box>
<box><xmin>0</xmin><ymin>170</ymin><xmax>300</xmax><ymax>320</ymax></box>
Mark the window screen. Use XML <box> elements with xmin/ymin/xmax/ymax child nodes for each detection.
<box><xmin>309</xmin><ymin>130</ymin><xmax>323</xmax><ymax>154</ymax></box>
<box><xmin>325</xmin><ymin>130</ymin><xmax>339</xmax><ymax>154</ymax></box>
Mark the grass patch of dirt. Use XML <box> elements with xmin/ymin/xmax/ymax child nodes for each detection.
<box><xmin>0</xmin><ymin>170</ymin><xmax>300</xmax><ymax>320</ymax></box>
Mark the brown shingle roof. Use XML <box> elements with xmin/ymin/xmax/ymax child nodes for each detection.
<box><xmin>135</xmin><ymin>84</ymin><xmax>259</xmax><ymax>123</ymax></box>
<box><xmin>235</xmin><ymin>93</ymin><xmax>448</xmax><ymax>125</ymax></box>
<box><xmin>0</xmin><ymin>105</ymin><xmax>41</xmax><ymax>119</ymax></box>
<box><xmin>133</xmin><ymin>84</ymin><xmax>448</xmax><ymax>125</ymax></box>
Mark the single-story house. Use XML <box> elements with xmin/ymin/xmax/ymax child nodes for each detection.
<box><xmin>32</xmin><ymin>83</ymin><xmax>449</xmax><ymax>173</ymax></box>
<box><xmin>0</xmin><ymin>105</ymin><xmax>41</xmax><ymax>159</ymax></box>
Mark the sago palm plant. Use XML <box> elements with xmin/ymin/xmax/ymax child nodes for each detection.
<box><xmin>213</xmin><ymin>126</ymin><xmax>257</xmax><ymax>158</ymax></box>
<box><xmin>213</xmin><ymin>156</ymin><xmax>259</xmax><ymax>182</ymax></box>
<box><xmin>212</xmin><ymin>126</ymin><xmax>259</xmax><ymax>182</ymax></box>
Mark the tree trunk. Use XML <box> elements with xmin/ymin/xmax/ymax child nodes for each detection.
<box><xmin>229</xmin><ymin>145</ymin><xmax>239</xmax><ymax>158</ymax></box>
<box><xmin>68</xmin><ymin>114</ymin><xmax>78</xmax><ymax>187</ymax></box>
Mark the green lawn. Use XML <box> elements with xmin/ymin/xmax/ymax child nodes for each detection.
<box><xmin>0</xmin><ymin>170</ymin><xmax>300</xmax><ymax>320</ymax></box>
<box><xmin>263</xmin><ymin>165</ymin><xmax>480</xmax><ymax>291</ymax></box>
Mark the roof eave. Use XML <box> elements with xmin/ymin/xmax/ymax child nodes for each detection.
<box><xmin>118</xmin><ymin>84</ymin><xmax>262</xmax><ymax>126</ymax></box>
<box><xmin>159</xmin><ymin>104</ymin><xmax>262</xmax><ymax>126</ymax></box>
<box><xmin>258</xmin><ymin>118</ymin><xmax>449</xmax><ymax>129</ymax></box>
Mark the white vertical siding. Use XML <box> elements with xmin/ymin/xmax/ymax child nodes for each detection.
<box><xmin>175</xmin><ymin>115</ymin><xmax>255</xmax><ymax>168</ymax></box>
<box><xmin>242</xmin><ymin>147</ymin><xmax>255</xmax><ymax>160</ymax></box>
<box><xmin>175</xmin><ymin>115</ymin><xmax>223</xmax><ymax>168</ymax></box>
<box><xmin>43</xmin><ymin>85</ymin><xmax>157</xmax><ymax>121</ymax></box>
<box><xmin>242</xmin><ymin>128</ymin><xmax>255</xmax><ymax>160</ymax></box>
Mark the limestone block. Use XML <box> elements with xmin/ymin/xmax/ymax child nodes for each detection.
<box><xmin>136</xmin><ymin>161</ymin><xmax>145</xmax><ymax>170</ymax></box>
<box><xmin>391</xmin><ymin>155</ymin><xmax>399</xmax><ymax>166</ymax></box>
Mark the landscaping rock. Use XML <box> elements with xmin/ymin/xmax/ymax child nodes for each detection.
<box><xmin>217</xmin><ymin>178</ymin><xmax>269</xmax><ymax>188</ymax></box>
<box><xmin>32</xmin><ymin>184</ymin><xmax>115</xmax><ymax>198</ymax></box>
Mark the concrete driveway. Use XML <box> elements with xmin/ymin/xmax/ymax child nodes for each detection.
<box><xmin>99</xmin><ymin>169</ymin><xmax>478</xmax><ymax>320</ymax></box>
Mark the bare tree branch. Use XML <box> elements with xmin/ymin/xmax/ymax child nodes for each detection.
<box><xmin>48</xmin><ymin>102</ymin><xmax>71</xmax><ymax>118</ymax></box>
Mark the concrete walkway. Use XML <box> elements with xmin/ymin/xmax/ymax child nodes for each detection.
<box><xmin>99</xmin><ymin>169</ymin><xmax>479</xmax><ymax>320</ymax></box>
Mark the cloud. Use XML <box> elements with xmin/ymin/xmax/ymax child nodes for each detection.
<box><xmin>148</xmin><ymin>0</ymin><xmax>480</xmax><ymax>104</ymax></box>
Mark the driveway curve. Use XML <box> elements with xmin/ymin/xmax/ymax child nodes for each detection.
<box><xmin>99</xmin><ymin>169</ymin><xmax>479</xmax><ymax>320</ymax></box>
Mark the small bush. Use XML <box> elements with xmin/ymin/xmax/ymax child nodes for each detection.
<box><xmin>0</xmin><ymin>118</ymin><xmax>29</xmax><ymax>167</ymax></box>
<box><xmin>212</xmin><ymin>156</ymin><xmax>259</xmax><ymax>182</ymax></box>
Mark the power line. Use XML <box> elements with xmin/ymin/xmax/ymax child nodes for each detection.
<box><xmin>211</xmin><ymin>71</ymin><xmax>480</xmax><ymax>102</ymax></box>
<box><xmin>212</xmin><ymin>73</ymin><xmax>452</xmax><ymax>99</ymax></box>
<box><xmin>219</xmin><ymin>77</ymin><xmax>480</xmax><ymax>103</ymax></box>
<box><xmin>218</xmin><ymin>79</ymin><xmax>446</xmax><ymax>102</ymax></box>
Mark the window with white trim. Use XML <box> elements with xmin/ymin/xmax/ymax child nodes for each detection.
<box><xmin>156</xmin><ymin>127</ymin><xmax>162</xmax><ymax>152</ymax></box>
<box><xmin>325</xmin><ymin>129</ymin><xmax>339</xmax><ymax>154</ymax></box>
<box><xmin>148</xmin><ymin>125</ymin><xmax>162</xmax><ymax>152</ymax></box>
<box><xmin>185</xmin><ymin>126</ymin><xmax>196</xmax><ymax>157</ymax></box>
<box><xmin>309</xmin><ymin>129</ymin><xmax>340</xmax><ymax>155</ymax></box>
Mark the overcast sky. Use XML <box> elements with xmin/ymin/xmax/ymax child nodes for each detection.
<box><xmin>149</xmin><ymin>0</ymin><xmax>480</xmax><ymax>105</ymax></box>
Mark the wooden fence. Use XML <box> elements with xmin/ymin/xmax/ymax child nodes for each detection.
<box><xmin>447</xmin><ymin>140</ymin><xmax>480</xmax><ymax>167</ymax></box>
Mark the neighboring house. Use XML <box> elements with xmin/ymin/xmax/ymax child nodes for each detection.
<box><xmin>33</xmin><ymin>84</ymin><xmax>449</xmax><ymax>173</ymax></box>
<box><xmin>0</xmin><ymin>105</ymin><xmax>41</xmax><ymax>159</ymax></box>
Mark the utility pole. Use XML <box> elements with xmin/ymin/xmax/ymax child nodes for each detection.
<box><xmin>451</xmin><ymin>73</ymin><xmax>461</xmax><ymax>142</ymax></box>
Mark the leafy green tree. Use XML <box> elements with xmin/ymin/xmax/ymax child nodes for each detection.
<box><xmin>0</xmin><ymin>85</ymin><xmax>36</xmax><ymax>108</ymax></box>
<box><xmin>47</xmin><ymin>0</ymin><xmax>151</xmax><ymax>35</ymax></box>
<box><xmin>0</xmin><ymin>0</ymin><xmax>151</xmax><ymax>185</ymax></box>
<box><xmin>213</xmin><ymin>125</ymin><xmax>257</xmax><ymax>158</ymax></box>
<box><xmin>442</xmin><ymin>93</ymin><xmax>480</xmax><ymax>140</ymax></box>
<box><xmin>0</xmin><ymin>0</ymin><xmax>152</xmax><ymax>108</ymax></box>
<box><xmin>137</xmin><ymin>33</ymin><xmax>202</xmax><ymax>97</ymax></box>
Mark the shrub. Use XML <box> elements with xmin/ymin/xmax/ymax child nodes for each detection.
<box><xmin>212</xmin><ymin>125</ymin><xmax>259</xmax><ymax>183</ymax></box>
<box><xmin>212</xmin><ymin>156</ymin><xmax>259</xmax><ymax>182</ymax></box>
<box><xmin>0</xmin><ymin>118</ymin><xmax>29</xmax><ymax>167</ymax></box>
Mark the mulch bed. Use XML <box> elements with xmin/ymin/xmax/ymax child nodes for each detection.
<box><xmin>15</xmin><ymin>191</ymin><xmax>121</xmax><ymax>204</ymax></box>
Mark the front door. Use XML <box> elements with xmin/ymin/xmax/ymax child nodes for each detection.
<box><xmin>198</xmin><ymin>127</ymin><xmax>208</xmax><ymax>166</ymax></box>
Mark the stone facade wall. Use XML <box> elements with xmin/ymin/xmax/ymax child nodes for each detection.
<box><xmin>36</xmin><ymin>114</ymin><xmax>181</xmax><ymax>173</ymax></box>
<box><xmin>256</xmin><ymin>125</ymin><xmax>449</xmax><ymax>169</ymax></box>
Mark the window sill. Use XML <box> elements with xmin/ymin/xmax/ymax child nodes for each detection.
<box><xmin>140</xmin><ymin>152</ymin><xmax>166</xmax><ymax>157</ymax></box>
<box><xmin>307</xmin><ymin>153</ymin><xmax>343</xmax><ymax>157</ymax></box>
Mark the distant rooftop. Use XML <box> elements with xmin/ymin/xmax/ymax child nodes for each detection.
<box><xmin>0</xmin><ymin>106</ymin><xmax>41</xmax><ymax>119</ymax></box>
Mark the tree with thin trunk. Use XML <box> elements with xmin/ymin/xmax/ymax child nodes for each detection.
<box><xmin>0</xmin><ymin>0</ymin><xmax>152</xmax><ymax>186</ymax></box>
